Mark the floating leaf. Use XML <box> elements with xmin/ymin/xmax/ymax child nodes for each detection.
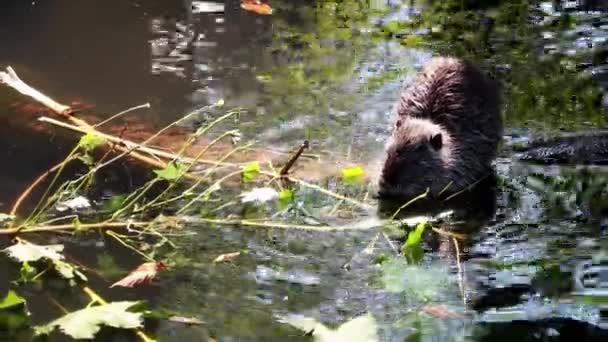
<box><xmin>240</xmin><ymin>187</ymin><xmax>278</xmax><ymax>203</ymax></box>
<box><xmin>213</xmin><ymin>251</ymin><xmax>241</xmax><ymax>264</ymax></box>
<box><xmin>34</xmin><ymin>301</ymin><xmax>143</xmax><ymax>339</ymax></box>
<box><xmin>168</xmin><ymin>316</ymin><xmax>205</xmax><ymax>325</ymax></box>
<box><xmin>0</xmin><ymin>290</ymin><xmax>26</xmax><ymax>310</ymax></box>
<box><xmin>341</xmin><ymin>166</ymin><xmax>365</xmax><ymax>184</ymax></box>
<box><xmin>241</xmin><ymin>161</ymin><xmax>260</xmax><ymax>182</ymax></box>
<box><xmin>256</xmin><ymin>74</ymin><xmax>272</xmax><ymax>82</ymax></box>
<box><xmin>420</xmin><ymin>305</ymin><xmax>461</xmax><ymax>319</ymax></box>
<box><xmin>3</xmin><ymin>241</ymin><xmax>64</xmax><ymax>263</ymax></box>
<box><xmin>241</xmin><ymin>0</ymin><xmax>273</xmax><ymax>15</ymax></box>
<box><xmin>280</xmin><ymin>313</ymin><xmax>378</xmax><ymax>342</ymax></box>
<box><xmin>78</xmin><ymin>132</ymin><xmax>106</xmax><ymax>152</ymax></box>
<box><xmin>110</xmin><ymin>262</ymin><xmax>166</xmax><ymax>288</ymax></box>
<box><xmin>0</xmin><ymin>213</ymin><xmax>15</xmax><ymax>225</ymax></box>
<box><xmin>56</xmin><ymin>196</ymin><xmax>91</xmax><ymax>212</ymax></box>
<box><xmin>154</xmin><ymin>161</ymin><xmax>189</xmax><ymax>181</ymax></box>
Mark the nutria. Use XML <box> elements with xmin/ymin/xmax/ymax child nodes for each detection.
<box><xmin>377</xmin><ymin>56</ymin><xmax>502</xmax><ymax>200</ymax></box>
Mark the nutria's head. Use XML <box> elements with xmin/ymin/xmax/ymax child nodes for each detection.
<box><xmin>377</xmin><ymin>117</ymin><xmax>454</xmax><ymax>200</ymax></box>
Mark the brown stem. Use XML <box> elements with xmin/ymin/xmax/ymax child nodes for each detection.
<box><xmin>280</xmin><ymin>140</ymin><xmax>309</xmax><ymax>176</ymax></box>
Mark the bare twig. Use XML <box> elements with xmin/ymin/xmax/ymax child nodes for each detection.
<box><xmin>280</xmin><ymin>140</ymin><xmax>309</xmax><ymax>176</ymax></box>
<box><xmin>0</xmin><ymin>66</ymin><xmax>71</xmax><ymax>115</ymax></box>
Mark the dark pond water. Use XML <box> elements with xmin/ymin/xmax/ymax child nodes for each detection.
<box><xmin>2</xmin><ymin>0</ymin><xmax>608</xmax><ymax>341</ymax></box>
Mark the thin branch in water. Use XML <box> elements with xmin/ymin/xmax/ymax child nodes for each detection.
<box><xmin>452</xmin><ymin>236</ymin><xmax>466</xmax><ymax>305</ymax></box>
<box><xmin>0</xmin><ymin>221</ymin><xmax>150</xmax><ymax>235</ymax></box>
<box><xmin>280</xmin><ymin>140</ymin><xmax>309</xmax><ymax>176</ymax></box>
<box><xmin>94</xmin><ymin>103</ymin><xmax>151</xmax><ymax>128</ymax></box>
<box><xmin>390</xmin><ymin>189</ymin><xmax>429</xmax><ymax>220</ymax></box>
<box><xmin>10</xmin><ymin>155</ymin><xmax>79</xmax><ymax>217</ymax></box>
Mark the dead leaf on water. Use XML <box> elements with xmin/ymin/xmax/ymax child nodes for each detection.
<box><xmin>241</xmin><ymin>0</ymin><xmax>273</xmax><ymax>15</ymax></box>
<box><xmin>168</xmin><ymin>316</ymin><xmax>205</xmax><ymax>325</ymax></box>
<box><xmin>420</xmin><ymin>305</ymin><xmax>461</xmax><ymax>319</ymax></box>
<box><xmin>213</xmin><ymin>251</ymin><xmax>241</xmax><ymax>264</ymax></box>
<box><xmin>110</xmin><ymin>261</ymin><xmax>167</xmax><ymax>288</ymax></box>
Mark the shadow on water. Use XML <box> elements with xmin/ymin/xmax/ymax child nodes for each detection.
<box><xmin>3</xmin><ymin>0</ymin><xmax>608</xmax><ymax>340</ymax></box>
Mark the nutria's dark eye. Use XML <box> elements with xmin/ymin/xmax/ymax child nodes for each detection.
<box><xmin>395</xmin><ymin>120</ymin><xmax>402</xmax><ymax>128</ymax></box>
<box><xmin>429</xmin><ymin>133</ymin><xmax>443</xmax><ymax>151</ymax></box>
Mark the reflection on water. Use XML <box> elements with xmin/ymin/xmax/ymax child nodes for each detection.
<box><xmin>0</xmin><ymin>0</ymin><xmax>418</xmax><ymax>156</ymax></box>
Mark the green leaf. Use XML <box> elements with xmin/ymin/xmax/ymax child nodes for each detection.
<box><xmin>401</xmin><ymin>35</ymin><xmax>424</xmax><ymax>47</ymax></box>
<box><xmin>52</xmin><ymin>260</ymin><xmax>88</xmax><ymax>282</ymax></box>
<box><xmin>78</xmin><ymin>132</ymin><xmax>106</xmax><ymax>152</ymax></box>
<box><xmin>0</xmin><ymin>290</ymin><xmax>26</xmax><ymax>310</ymax></box>
<box><xmin>72</xmin><ymin>216</ymin><xmax>83</xmax><ymax>232</ymax></box>
<box><xmin>102</xmin><ymin>195</ymin><xmax>127</xmax><ymax>213</ymax></box>
<box><xmin>341</xmin><ymin>166</ymin><xmax>365</xmax><ymax>184</ymax></box>
<box><xmin>402</xmin><ymin>223</ymin><xmax>427</xmax><ymax>264</ymax></box>
<box><xmin>278</xmin><ymin>189</ymin><xmax>295</xmax><ymax>208</ymax></box>
<box><xmin>154</xmin><ymin>161</ymin><xmax>189</xmax><ymax>181</ymax></box>
<box><xmin>19</xmin><ymin>262</ymin><xmax>38</xmax><ymax>283</ymax></box>
<box><xmin>404</xmin><ymin>222</ymin><xmax>426</xmax><ymax>249</ymax></box>
<box><xmin>35</xmin><ymin>301</ymin><xmax>143</xmax><ymax>339</ymax></box>
<box><xmin>280</xmin><ymin>313</ymin><xmax>378</xmax><ymax>342</ymax></box>
<box><xmin>241</xmin><ymin>161</ymin><xmax>260</xmax><ymax>183</ymax></box>
<box><xmin>3</xmin><ymin>241</ymin><xmax>64</xmax><ymax>263</ymax></box>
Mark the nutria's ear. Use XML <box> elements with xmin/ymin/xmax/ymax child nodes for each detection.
<box><xmin>430</xmin><ymin>133</ymin><xmax>443</xmax><ymax>150</ymax></box>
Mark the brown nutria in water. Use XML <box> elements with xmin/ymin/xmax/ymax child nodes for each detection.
<box><xmin>377</xmin><ymin>56</ymin><xmax>502</xmax><ymax>200</ymax></box>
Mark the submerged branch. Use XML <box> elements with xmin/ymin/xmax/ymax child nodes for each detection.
<box><xmin>0</xmin><ymin>221</ymin><xmax>150</xmax><ymax>235</ymax></box>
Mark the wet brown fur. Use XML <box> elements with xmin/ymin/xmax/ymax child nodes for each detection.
<box><xmin>378</xmin><ymin>57</ymin><xmax>502</xmax><ymax>200</ymax></box>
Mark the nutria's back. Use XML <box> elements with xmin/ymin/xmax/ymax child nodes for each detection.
<box><xmin>378</xmin><ymin>57</ymin><xmax>502</xmax><ymax>200</ymax></box>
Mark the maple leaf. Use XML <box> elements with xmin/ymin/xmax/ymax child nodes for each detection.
<box><xmin>280</xmin><ymin>313</ymin><xmax>378</xmax><ymax>342</ymax></box>
<box><xmin>34</xmin><ymin>301</ymin><xmax>143</xmax><ymax>339</ymax></box>
<box><xmin>241</xmin><ymin>0</ymin><xmax>273</xmax><ymax>15</ymax></box>
<box><xmin>110</xmin><ymin>262</ymin><xmax>166</xmax><ymax>288</ymax></box>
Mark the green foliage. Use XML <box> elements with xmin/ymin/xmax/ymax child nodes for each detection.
<box><xmin>374</xmin><ymin>0</ymin><xmax>605</xmax><ymax>131</ymax></box>
<box><xmin>3</xmin><ymin>241</ymin><xmax>87</xmax><ymax>283</ymax></box>
<box><xmin>35</xmin><ymin>301</ymin><xmax>143</xmax><ymax>339</ymax></box>
<box><xmin>18</xmin><ymin>262</ymin><xmax>37</xmax><ymax>284</ymax></box>
<box><xmin>278</xmin><ymin>188</ymin><xmax>295</xmax><ymax>209</ymax></box>
<box><xmin>241</xmin><ymin>161</ymin><xmax>260</xmax><ymax>183</ymax></box>
<box><xmin>0</xmin><ymin>290</ymin><xmax>26</xmax><ymax>310</ymax></box>
<box><xmin>154</xmin><ymin>161</ymin><xmax>189</xmax><ymax>181</ymax></box>
<box><xmin>280</xmin><ymin>313</ymin><xmax>378</xmax><ymax>342</ymax></box>
<box><xmin>0</xmin><ymin>289</ymin><xmax>30</xmax><ymax>333</ymax></box>
<box><xmin>341</xmin><ymin>166</ymin><xmax>365</xmax><ymax>184</ymax></box>
<box><xmin>78</xmin><ymin>132</ymin><xmax>106</xmax><ymax>152</ymax></box>
<box><xmin>402</xmin><ymin>222</ymin><xmax>427</xmax><ymax>264</ymax></box>
<box><xmin>102</xmin><ymin>194</ymin><xmax>127</xmax><ymax>213</ymax></box>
